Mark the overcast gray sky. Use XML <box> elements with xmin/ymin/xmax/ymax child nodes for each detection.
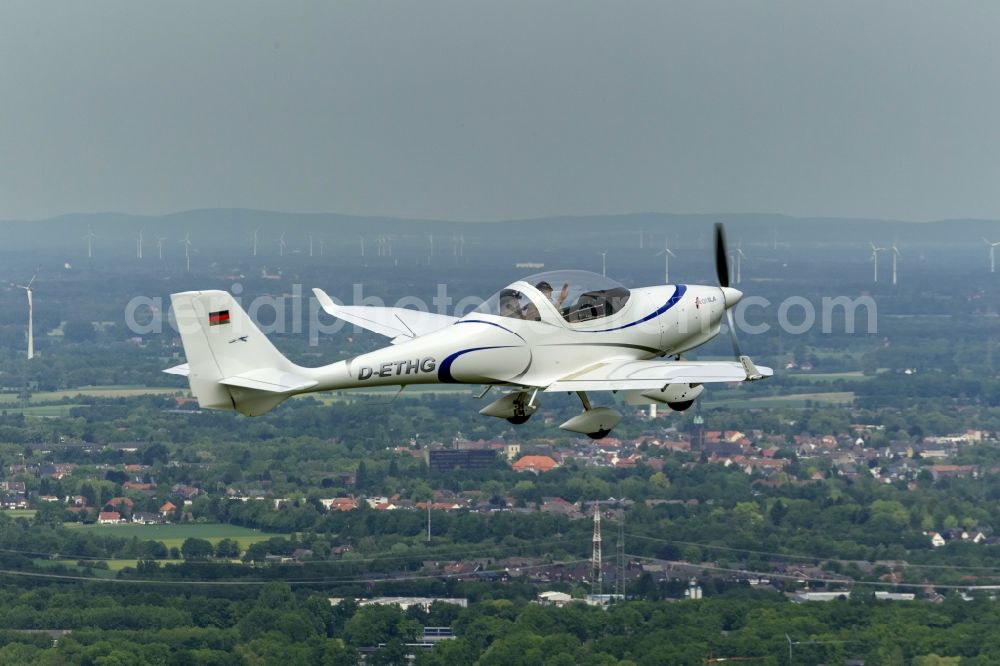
<box><xmin>1</xmin><ymin>1</ymin><xmax>998</xmax><ymax>222</ymax></box>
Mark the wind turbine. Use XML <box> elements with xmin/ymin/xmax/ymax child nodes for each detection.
<box><xmin>84</xmin><ymin>226</ymin><xmax>96</xmax><ymax>258</ymax></box>
<box><xmin>891</xmin><ymin>244</ymin><xmax>900</xmax><ymax>285</ymax></box>
<box><xmin>308</xmin><ymin>233</ymin><xmax>314</xmax><ymax>258</ymax></box>
<box><xmin>984</xmin><ymin>237</ymin><xmax>1000</xmax><ymax>273</ymax></box>
<box><xmin>16</xmin><ymin>274</ymin><xmax>36</xmax><ymax>359</ymax></box>
<box><xmin>729</xmin><ymin>240</ymin><xmax>747</xmax><ymax>284</ymax></box>
<box><xmin>278</xmin><ymin>233</ymin><xmax>286</xmax><ymax>257</ymax></box>
<box><xmin>656</xmin><ymin>238</ymin><xmax>676</xmax><ymax>284</ymax></box>
<box><xmin>252</xmin><ymin>228</ymin><xmax>260</xmax><ymax>257</ymax></box>
<box><xmin>600</xmin><ymin>251</ymin><xmax>607</xmax><ymax>277</ymax></box>
<box><xmin>136</xmin><ymin>229</ymin><xmax>144</xmax><ymax>259</ymax></box>
<box><xmin>870</xmin><ymin>243</ymin><xmax>887</xmax><ymax>282</ymax></box>
<box><xmin>180</xmin><ymin>234</ymin><xmax>192</xmax><ymax>272</ymax></box>
<box><xmin>155</xmin><ymin>236</ymin><xmax>166</xmax><ymax>260</ymax></box>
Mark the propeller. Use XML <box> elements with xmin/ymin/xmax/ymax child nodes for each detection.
<box><xmin>714</xmin><ymin>223</ymin><xmax>742</xmax><ymax>359</ymax></box>
<box><xmin>714</xmin><ymin>223</ymin><xmax>730</xmax><ymax>288</ymax></box>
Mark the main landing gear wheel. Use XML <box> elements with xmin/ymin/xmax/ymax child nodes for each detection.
<box><xmin>559</xmin><ymin>393</ymin><xmax>623</xmax><ymax>439</ymax></box>
<box><xmin>668</xmin><ymin>400</ymin><xmax>694</xmax><ymax>412</ymax></box>
<box><xmin>507</xmin><ymin>415</ymin><xmax>531</xmax><ymax>425</ymax></box>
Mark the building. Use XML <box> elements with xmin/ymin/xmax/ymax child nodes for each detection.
<box><xmin>874</xmin><ymin>591</ymin><xmax>916</xmax><ymax>601</ymax></box>
<box><xmin>321</xmin><ymin>497</ymin><xmax>359</xmax><ymax>512</ymax></box>
<box><xmin>426</xmin><ymin>448</ymin><xmax>499</xmax><ymax>473</ymax></box>
<box><xmin>98</xmin><ymin>511</ymin><xmax>122</xmax><ymax>525</ymax></box>
<box><xmin>512</xmin><ymin>455</ymin><xmax>559</xmax><ymax>474</ymax></box>
<box><xmin>537</xmin><ymin>591</ymin><xmax>574</xmax><ymax>607</ymax></box>
<box><xmin>790</xmin><ymin>591</ymin><xmax>851</xmax><ymax>602</ymax></box>
<box><xmin>927</xmin><ymin>531</ymin><xmax>946</xmax><ymax>548</ymax></box>
<box><xmin>329</xmin><ymin>597</ymin><xmax>468</xmax><ymax>612</ymax></box>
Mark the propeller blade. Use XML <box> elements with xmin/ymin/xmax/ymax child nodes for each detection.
<box><xmin>714</xmin><ymin>223</ymin><xmax>730</xmax><ymax>288</ymax></box>
<box><xmin>726</xmin><ymin>308</ymin><xmax>742</xmax><ymax>359</ymax></box>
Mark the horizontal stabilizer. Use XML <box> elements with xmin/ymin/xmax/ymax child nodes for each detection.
<box><xmin>545</xmin><ymin>359</ymin><xmax>773</xmax><ymax>392</ymax></box>
<box><xmin>163</xmin><ymin>363</ymin><xmax>190</xmax><ymax>377</ymax></box>
<box><xmin>219</xmin><ymin>368</ymin><xmax>318</xmax><ymax>393</ymax></box>
<box><xmin>313</xmin><ymin>288</ymin><xmax>457</xmax><ymax>343</ymax></box>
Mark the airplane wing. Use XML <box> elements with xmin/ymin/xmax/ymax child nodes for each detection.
<box><xmin>544</xmin><ymin>358</ymin><xmax>773</xmax><ymax>392</ymax></box>
<box><xmin>313</xmin><ymin>288</ymin><xmax>459</xmax><ymax>344</ymax></box>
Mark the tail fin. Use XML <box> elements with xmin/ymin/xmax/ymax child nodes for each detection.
<box><xmin>168</xmin><ymin>291</ymin><xmax>316</xmax><ymax>416</ymax></box>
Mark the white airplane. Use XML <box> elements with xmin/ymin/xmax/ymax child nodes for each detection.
<box><xmin>165</xmin><ymin>225</ymin><xmax>771</xmax><ymax>439</ymax></box>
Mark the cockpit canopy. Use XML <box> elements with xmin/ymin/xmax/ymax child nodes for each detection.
<box><xmin>474</xmin><ymin>270</ymin><xmax>631</xmax><ymax>324</ymax></box>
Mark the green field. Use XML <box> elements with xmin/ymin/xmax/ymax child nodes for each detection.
<box><xmin>316</xmin><ymin>384</ymin><xmax>475</xmax><ymax>404</ymax></box>
<box><xmin>710</xmin><ymin>391</ymin><xmax>855</xmax><ymax>409</ymax></box>
<box><xmin>2</xmin><ymin>509</ymin><xmax>37</xmax><ymax>519</ymax></box>
<box><xmin>794</xmin><ymin>371</ymin><xmax>869</xmax><ymax>383</ymax></box>
<box><xmin>16</xmin><ymin>405</ymin><xmax>78</xmax><ymax>417</ymax></box>
<box><xmin>65</xmin><ymin>523</ymin><xmax>280</xmax><ymax>550</ymax></box>
<box><xmin>0</xmin><ymin>386</ymin><xmax>184</xmax><ymax>404</ymax></box>
<box><xmin>0</xmin><ymin>384</ymin><xmax>471</xmax><ymax>409</ymax></box>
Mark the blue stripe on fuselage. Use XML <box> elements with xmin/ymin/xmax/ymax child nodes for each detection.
<box><xmin>437</xmin><ymin>346</ymin><xmax>516</xmax><ymax>383</ymax></box>
<box><xmin>579</xmin><ymin>284</ymin><xmax>687</xmax><ymax>333</ymax></box>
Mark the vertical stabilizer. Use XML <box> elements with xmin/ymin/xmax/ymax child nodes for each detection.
<box><xmin>169</xmin><ymin>290</ymin><xmax>305</xmax><ymax>415</ymax></box>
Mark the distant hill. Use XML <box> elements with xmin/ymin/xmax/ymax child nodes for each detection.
<box><xmin>0</xmin><ymin>208</ymin><xmax>996</xmax><ymax>256</ymax></box>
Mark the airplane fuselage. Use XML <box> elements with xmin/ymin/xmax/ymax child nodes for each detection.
<box><xmin>302</xmin><ymin>283</ymin><xmax>734</xmax><ymax>393</ymax></box>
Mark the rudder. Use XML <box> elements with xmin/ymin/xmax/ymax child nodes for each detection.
<box><xmin>170</xmin><ymin>290</ymin><xmax>306</xmax><ymax>415</ymax></box>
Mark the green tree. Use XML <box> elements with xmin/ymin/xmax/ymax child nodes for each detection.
<box><xmin>181</xmin><ymin>537</ymin><xmax>214</xmax><ymax>561</ymax></box>
<box><xmin>215</xmin><ymin>538</ymin><xmax>240</xmax><ymax>559</ymax></box>
<box><xmin>63</xmin><ymin>320</ymin><xmax>97</xmax><ymax>342</ymax></box>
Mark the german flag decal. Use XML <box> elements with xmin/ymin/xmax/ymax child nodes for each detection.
<box><xmin>209</xmin><ymin>310</ymin><xmax>231</xmax><ymax>326</ymax></box>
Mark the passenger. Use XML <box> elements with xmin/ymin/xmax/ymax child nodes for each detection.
<box><xmin>536</xmin><ymin>281</ymin><xmax>569</xmax><ymax>309</ymax></box>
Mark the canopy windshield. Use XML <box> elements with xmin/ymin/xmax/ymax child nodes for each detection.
<box><xmin>474</xmin><ymin>270</ymin><xmax>631</xmax><ymax>323</ymax></box>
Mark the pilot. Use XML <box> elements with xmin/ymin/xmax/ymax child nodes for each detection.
<box><xmin>498</xmin><ymin>292</ymin><xmax>523</xmax><ymax>319</ymax></box>
<box><xmin>521</xmin><ymin>281</ymin><xmax>569</xmax><ymax>321</ymax></box>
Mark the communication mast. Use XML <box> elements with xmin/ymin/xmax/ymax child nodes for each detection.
<box><xmin>616</xmin><ymin>512</ymin><xmax>625</xmax><ymax>598</ymax></box>
<box><xmin>592</xmin><ymin>505</ymin><xmax>602</xmax><ymax>596</ymax></box>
